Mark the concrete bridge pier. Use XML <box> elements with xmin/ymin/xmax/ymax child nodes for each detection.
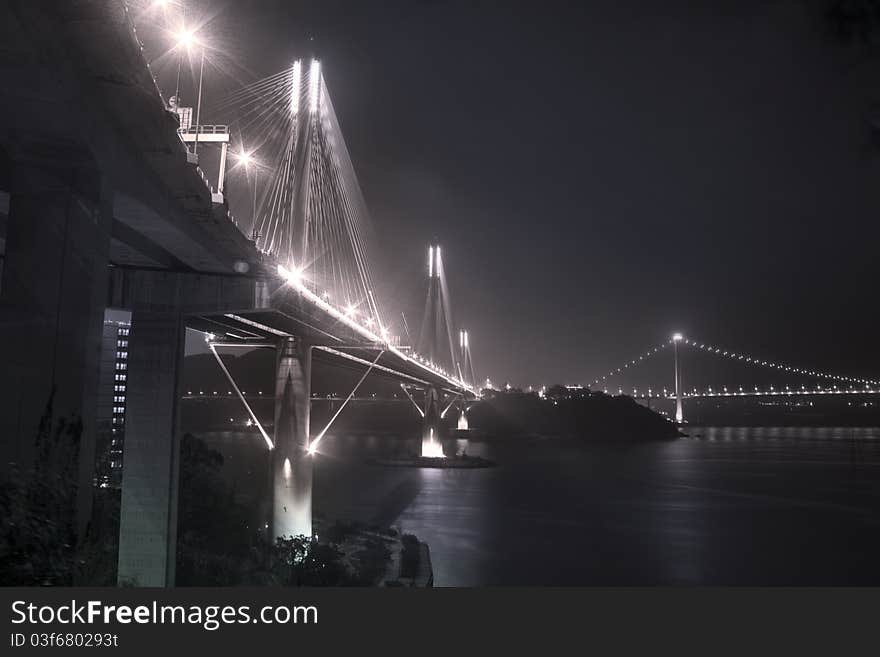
<box><xmin>421</xmin><ymin>385</ymin><xmax>443</xmax><ymax>457</ymax></box>
<box><xmin>457</xmin><ymin>407</ymin><xmax>469</xmax><ymax>431</ymax></box>
<box><xmin>113</xmin><ymin>270</ymin><xmax>264</xmax><ymax>586</ymax></box>
<box><xmin>0</xmin><ymin>153</ymin><xmax>112</xmax><ymax>543</ymax></box>
<box><xmin>117</xmin><ymin>308</ymin><xmax>184</xmax><ymax>586</ymax></box>
<box><xmin>271</xmin><ymin>337</ymin><xmax>313</xmax><ymax>539</ymax></box>
<box><xmin>115</xmin><ymin>275</ymin><xmax>186</xmax><ymax>587</ymax></box>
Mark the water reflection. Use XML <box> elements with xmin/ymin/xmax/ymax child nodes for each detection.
<box><xmin>311</xmin><ymin>428</ymin><xmax>880</xmax><ymax>585</ymax></box>
<box><xmin>199</xmin><ymin>428</ymin><xmax>880</xmax><ymax>586</ymax></box>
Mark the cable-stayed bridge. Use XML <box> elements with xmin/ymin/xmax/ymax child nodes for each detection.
<box><xmin>1</xmin><ymin>1</ymin><xmax>876</xmax><ymax>590</ymax></box>
<box><xmin>0</xmin><ymin>1</ymin><xmax>475</xmax><ymax>586</ymax></box>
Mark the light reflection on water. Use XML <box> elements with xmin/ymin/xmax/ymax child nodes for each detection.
<box><xmin>311</xmin><ymin>427</ymin><xmax>880</xmax><ymax>586</ymax></box>
<box><xmin>199</xmin><ymin>428</ymin><xmax>880</xmax><ymax>585</ymax></box>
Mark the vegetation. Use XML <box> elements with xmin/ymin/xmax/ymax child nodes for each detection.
<box><xmin>176</xmin><ymin>433</ymin><xmax>394</xmax><ymax>586</ymax></box>
<box><xmin>0</xmin><ymin>415</ymin><xmax>398</xmax><ymax>587</ymax></box>
<box><xmin>0</xmin><ymin>391</ymin><xmax>118</xmax><ymax>585</ymax></box>
<box><xmin>399</xmin><ymin>534</ymin><xmax>421</xmax><ymax>579</ymax></box>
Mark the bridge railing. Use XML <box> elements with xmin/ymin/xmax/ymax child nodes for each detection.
<box><xmin>177</xmin><ymin>124</ymin><xmax>231</xmax><ymax>136</ymax></box>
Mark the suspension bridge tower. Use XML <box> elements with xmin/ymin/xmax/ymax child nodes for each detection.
<box><xmin>673</xmin><ymin>332</ymin><xmax>684</xmax><ymax>423</ymax></box>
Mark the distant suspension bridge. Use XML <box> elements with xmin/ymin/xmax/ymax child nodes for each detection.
<box><xmin>579</xmin><ymin>333</ymin><xmax>880</xmax><ymax>423</ymax></box>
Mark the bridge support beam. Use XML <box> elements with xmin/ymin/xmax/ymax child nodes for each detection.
<box><xmin>421</xmin><ymin>386</ymin><xmax>444</xmax><ymax>457</ymax></box>
<box><xmin>272</xmin><ymin>337</ymin><xmax>313</xmax><ymax>539</ymax></box>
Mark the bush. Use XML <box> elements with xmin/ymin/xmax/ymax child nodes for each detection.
<box><xmin>400</xmin><ymin>534</ymin><xmax>421</xmax><ymax>578</ymax></box>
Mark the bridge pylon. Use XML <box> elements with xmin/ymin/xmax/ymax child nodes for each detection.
<box><xmin>421</xmin><ymin>386</ymin><xmax>444</xmax><ymax>457</ymax></box>
<box><xmin>673</xmin><ymin>332</ymin><xmax>684</xmax><ymax>423</ymax></box>
<box><xmin>272</xmin><ymin>337</ymin><xmax>313</xmax><ymax>539</ymax></box>
<box><xmin>457</xmin><ymin>408</ymin><xmax>469</xmax><ymax>431</ymax></box>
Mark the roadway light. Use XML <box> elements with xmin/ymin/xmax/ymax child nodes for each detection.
<box><xmin>174</xmin><ymin>28</ymin><xmax>199</xmax><ymax>51</ymax></box>
<box><xmin>233</xmin><ymin>149</ymin><xmax>261</xmax><ymax>221</ymax></box>
<box><xmin>236</xmin><ymin>151</ymin><xmax>254</xmax><ymax>168</ymax></box>
<box><xmin>673</xmin><ymin>332</ymin><xmax>683</xmax><ymax>341</ymax></box>
<box><xmin>171</xmin><ymin>25</ymin><xmax>207</xmax><ymax>154</ymax></box>
<box><xmin>277</xmin><ymin>263</ymin><xmax>306</xmax><ymax>287</ymax></box>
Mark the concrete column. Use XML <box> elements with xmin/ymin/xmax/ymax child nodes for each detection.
<box><xmin>0</xmin><ymin>156</ymin><xmax>111</xmax><ymax>540</ymax></box>
<box><xmin>116</xmin><ymin>276</ymin><xmax>185</xmax><ymax>587</ymax></box>
<box><xmin>421</xmin><ymin>386</ymin><xmax>443</xmax><ymax>457</ymax></box>
<box><xmin>272</xmin><ymin>336</ymin><xmax>312</xmax><ymax>539</ymax></box>
<box><xmin>457</xmin><ymin>408</ymin><xmax>469</xmax><ymax>431</ymax></box>
<box><xmin>111</xmin><ymin>269</ymin><xmax>263</xmax><ymax>586</ymax></box>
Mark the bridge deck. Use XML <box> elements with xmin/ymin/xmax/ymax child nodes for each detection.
<box><xmin>189</xmin><ymin>282</ymin><xmax>473</xmax><ymax>395</ymax></box>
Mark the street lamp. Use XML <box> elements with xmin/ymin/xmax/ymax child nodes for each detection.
<box><xmin>174</xmin><ymin>27</ymin><xmax>205</xmax><ymax>154</ymax></box>
<box><xmin>234</xmin><ymin>149</ymin><xmax>260</xmax><ymax>229</ymax></box>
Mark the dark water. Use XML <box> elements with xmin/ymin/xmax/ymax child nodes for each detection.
<box><xmin>310</xmin><ymin>427</ymin><xmax>880</xmax><ymax>585</ymax></box>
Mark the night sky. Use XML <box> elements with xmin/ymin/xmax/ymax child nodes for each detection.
<box><xmin>149</xmin><ymin>1</ymin><xmax>880</xmax><ymax>388</ymax></box>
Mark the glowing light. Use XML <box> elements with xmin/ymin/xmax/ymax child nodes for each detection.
<box><xmin>428</xmin><ymin>246</ymin><xmax>434</xmax><ymax>278</ymax></box>
<box><xmin>673</xmin><ymin>332</ymin><xmax>684</xmax><ymax>341</ymax></box>
<box><xmin>174</xmin><ymin>28</ymin><xmax>199</xmax><ymax>50</ymax></box>
<box><xmin>421</xmin><ymin>427</ymin><xmax>445</xmax><ymax>458</ymax></box>
<box><xmin>309</xmin><ymin>59</ymin><xmax>321</xmax><ymax>113</ymax></box>
<box><xmin>345</xmin><ymin>304</ymin><xmax>357</xmax><ymax>317</ymax></box>
<box><xmin>291</xmin><ymin>59</ymin><xmax>302</xmax><ymax>115</ymax></box>
<box><xmin>277</xmin><ymin>263</ymin><xmax>305</xmax><ymax>286</ymax></box>
<box><xmin>283</xmin><ymin>457</ymin><xmax>292</xmax><ymax>480</ymax></box>
<box><xmin>235</xmin><ymin>151</ymin><xmax>255</xmax><ymax>169</ymax></box>
<box><xmin>457</xmin><ymin>411</ymin><xmax>469</xmax><ymax>431</ymax></box>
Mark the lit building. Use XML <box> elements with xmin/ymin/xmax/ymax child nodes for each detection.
<box><xmin>95</xmin><ymin>308</ymin><xmax>131</xmax><ymax>489</ymax></box>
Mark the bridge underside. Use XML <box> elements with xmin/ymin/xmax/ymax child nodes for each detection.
<box><xmin>188</xmin><ymin>286</ymin><xmax>473</xmax><ymax>396</ymax></box>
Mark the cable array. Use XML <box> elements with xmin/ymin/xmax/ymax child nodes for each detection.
<box><xmin>682</xmin><ymin>338</ymin><xmax>880</xmax><ymax>387</ymax></box>
<box><xmin>587</xmin><ymin>340</ymin><xmax>672</xmax><ymax>388</ymax></box>
<box><xmin>219</xmin><ymin>62</ymin><xmax>382</xmax><ymax>327</ymax></box>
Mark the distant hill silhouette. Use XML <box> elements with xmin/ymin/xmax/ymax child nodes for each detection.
<box><xmin>468</xmin><ymin>390</ymin><xmax>679</xmax><ymax>441</ymax></box>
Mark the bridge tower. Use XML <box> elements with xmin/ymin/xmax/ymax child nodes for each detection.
<box><xmin>419</xmin><ymin>244</ymin><xmax>447</xmax><ymax>456</ymax></box>
<box><xmin>456</xmin><ymin>329</ymin><xmax>471</xmax><ymax>430</ymax></box>
<box><xmin>421</xmin><ymin>385</ymin><xmax>444</xmax><ymax>457</ymax></box>
<box><xmin>673</xmin><ymin>332</ymin><xmax>684</xmax><ymax>423</ymax></box>
<box><xmin>272</xmin><ymin>337</ymin><xmax>313</xmax><ymax>538</ymax></box>
<box><xmin>423</xmin><ymin>245</ymin><xmax>442</xmax><ymax>364</ymax></box>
